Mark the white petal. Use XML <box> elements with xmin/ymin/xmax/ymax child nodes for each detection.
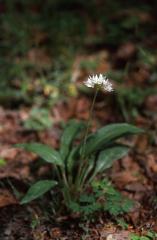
<box><xmin>84</xmin><ymin>74</ymin><xmax>113</xmax><ymax>92</ymax></box>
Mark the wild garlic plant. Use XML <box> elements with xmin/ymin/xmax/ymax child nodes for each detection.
<box><xmin>15</xmin><ymin>74</ymin><xmax>143</xmax><ymax>210</ymax></box>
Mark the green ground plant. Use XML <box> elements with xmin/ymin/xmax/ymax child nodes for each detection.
<box><xmin>23</xmin><ymin>107</ymin><xmax>52</xmax><ymax>131</ymax></box>
<box><xmin>107</xmin><ymin>46</ymin><xmax>157</xmax><ymax>121</ymax></box>
<box><xmin>70</xmin><ymin>179</ymin><xmax>133</xmax><ymax>219</ymax></box>
<box><xmin>15</xmin><ymin>121</ymin><xmax>143</xmax><ymax>214</ymax></box>
<box><xmin>130</xmin><ymin>231</ymin><xmax>157</xmax><ymax>240</ymax></box>
<box><xmin>117</xmin><ymin>86</ymin><xmax>157</xmax><ymax>121</ymax></box>
<box><xmin>15</xmin><ymin>74</ymin><xmax>143</xmax><ymax>216</ymax></box>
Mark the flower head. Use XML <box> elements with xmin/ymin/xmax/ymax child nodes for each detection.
<box><xmin>84</xmin><ymin>74</ymin><xmax>113</xmax><ymax>92</ymax></box>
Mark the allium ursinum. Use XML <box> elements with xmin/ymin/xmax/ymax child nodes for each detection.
<box><xmin>79</xmin><ymin>74</ymin><xmax>113</xmax><ymax>183</ymax></box>
<box><xmin>84</xmin><ymin>74</ymin><xmax>113</xmax><ymax>92</ymax></box>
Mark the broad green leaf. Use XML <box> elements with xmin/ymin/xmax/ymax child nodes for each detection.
<box><xmin>94</xmin><ymin>145</ymin><xmax>129</xmax><ymax>174</ymax></box>
<box><xmin>21</xmin><ymin>180</ymin><xmax>57</xmax><ymax>204</ymax></box>
<box><xmin>60</xmin><ymin>120</ymin><xmax>85</xmax><ymax>161</ymax></box>
<box><xmin>80</xmin><ymin>123</ymin><xmax>143</xmax><ymax>156</ymax></box>
<box><xmin>15</xmin><ymin>143</ymin><xmax>63</xmax><ymax>166</ymax></box>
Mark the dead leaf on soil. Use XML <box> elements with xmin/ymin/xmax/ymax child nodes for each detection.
<box><xmin>50</xmin><ymin>227</ymin><xmax>62</xmax><ymax>238</ymax></box>
<box><xmin>76</xmin><ymin>97</ymin><xmax>90</xmax><ymax>120</ymax></box>
<box><xmin>116</xmin><ymin>42</ymin><xmax>136</xmax><ymax>60</ymax></box>
<box><xmin>145</xmin><ymin>95</ymin><xmax>157</xmax><ymax>112</ymax></box>
<box><xmin>0</xmin><ymin>189</ymin><xmax>17</xmax><ymax>207</ymax></box>
<box><xmin>53</xmin><ymin>97</ymin><xmax>91</xmax><ymax>122</ymax></box>
<box><xmin>106</xmin><ymin>231</ymin><xmax>130</xmax><ymax>240</ymax></box>
<box><xmin>0</xmin><ymin>147</ymin><xmax>18</xmax><ymax>161</ymax></box>
<box><xmin>0</xmin><ymin>165</ymin><xmax>30</xmax><ymax>180</ymax></box>
<box><xmin>135</xmin><ymin>134</ymin><xmax>149</xmax><ymax>153</ymax></box>
<box><xmin>128</xmin><ymin>211</ymin><xmax>140</xmax><ymax>226</ymax></box>
<box><xmin>71</xmin><ymin>51</ymin><xmax>111</xmax><ymax>84</ymax></box>
<box><xmin>147</xmin><ymin>153</ymin><xmax>157</xmax><ymax>173</ymax></box>
<box><xmin>100</xmin><ymin>225</ymin><xmax>130</xmax><ymax>240</ymax></box>
<box><xmin>132</xmin><ymin>66</ymin><xmax>150</xmax><ymax>83</ymax></box>
<box><xmin>112</xmin><ymin>170</ymin><xmax>139</xmax><ymax>188</ymax></box>
<box><xmin>125</xmin><ymin>182</ymin><xmax>146</xmax><ymax>193</ymax></box>
<box><xmin>27</xmin><ymin>48</ymin><xmax>52</xmax><ymax>67</ymax></box>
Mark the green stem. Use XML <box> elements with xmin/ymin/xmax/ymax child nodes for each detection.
<box><xmin>81</xmin><ymin>87</ymin><xmax>99</xmax><ymax>158</ymax></box>
<box><xmin>54</xmin><ymin>166</ymin><xmax>62</xmax><ymax>183</ymax></box>
<box><xmin>59</xmin><ymin>167</ymin><xmax>72</xmax><ymax>206</ymax></box>
<box><xmin>60</xmin><ymin>167</ymin><xmax>69</xmax><ymax>188</ymax></box>
<box><xmin>75</xmin><ymin>87</ymin><xmax>99</xmax><ymax>188</ymax></box>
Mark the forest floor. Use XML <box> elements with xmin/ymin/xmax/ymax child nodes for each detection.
<box><xmin>0</xmin><ymin>87</ymin><xmax>157</xmax><ymax>239</ymax></box>
<box><xmin>1</xmin><ymin>1</ymin><xmax>157</xmax><ymax>239</ymax></box>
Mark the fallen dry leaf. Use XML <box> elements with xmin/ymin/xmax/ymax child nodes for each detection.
<box><xmin>27</xmin><ymin>48</ymin><xmax>51</xmax><ymax>67</ymax></box>
<box><xmin>0</xmin><ymin>146</ymin><xmax>17</xmax><ymax>161</ymax></box>
<box><xmin>0</xmin><ymin>189</ymin><xmax>17</xmax><ymax>207</ymax></box>
<box><xmin>116</xmin><ymin>42</ymin><xmax>136</xmax><ymax>60</ymax></box>
<box><xmin>76</xmin><ymin>97</ymin><xmax>90</xmax><ymax>120</ymax></box>
<box><xmin>112</xmin><ymin>170</ymin><xmax>139</xmax><ymax>187</ymax></box>
<box><xmin>135</xmin><ymin>134</ymin><xmax>149</xmax><ymax>153</ymax></box>
<box><xmin>106</xmin><ymin>231</ymin><xmax>129</xmax><ymax>240</ymax></box>
<box><xmin>50</xmin><ymin>227</ymin><xmax>62</xmax><ymax>238</ymax></box>
<box><xmin>145</xmin><ymin>95</ymin><xmax>157</xmax><ymax>112</ymax></box>
<box><xmin>147</xmin><ymin>153</ymin><xmax>157</xmax><ymax>173</ymax></box>
<box><xmin>132</xmin><ymin>66</ymin><xmax>150</xmax><ymax>83</ymax></box>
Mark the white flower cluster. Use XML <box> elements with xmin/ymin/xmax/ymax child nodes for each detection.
<box><xmin>84</xmin><ymin>74</ymin><xmax>113</xmax><ymax>92</ymax></box>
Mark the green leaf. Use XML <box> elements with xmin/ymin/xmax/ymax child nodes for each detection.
<box><xmin>60</xmin><ymin>120</ymin><xmax>85</xmax><ymax>161</ymax></box>
<box><xmin>21</xmin><ymin>180</ymin><xmax>57</xmax><ymax>204</ymax></box>
<box><xmin>24</xmin><ymin>108</ymin><xmax>52</xmax><ymax>131</ymax></box>
<box><xmin>140</xmin><ymin>237</ymin><xmax>150</xmax><ymax>240</ymax></box>
<box><xmin>0</xmin><ymin>158</ymin><xmax>6</xmax><ymax>166</ymax></box>
<box><xmin>95</xmin><ymin>145</ymin><xmax>129</xmax><ymax>173</ymax></box>
<box><xmin>130</xmin><ymin>234</ymin><xmax>140</xmax><ymax>240</ymax></box>
<box><xmin>80</xmin><ymin>123</ymin><xmax>143</xmax><ymax>156</ymax></box>
<box><xmin>15</xmin><ymin>143</ymin><xmax>63</xmax><ymax>166</ymax></box>
<box><xmin>89</xmin><ymin>145</ymin><xmax>129</xmax><ymax>183</ymax></box>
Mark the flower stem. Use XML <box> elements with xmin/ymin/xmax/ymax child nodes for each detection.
<box><xmin>81</xmin><ymin>87</ymin><xmax>99</xmax><ymax>158</ymax></box>
<box><xmin>75</xmin><ymin>87</ymin><xmax>99</xmax><ymax>188</ymax></box>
